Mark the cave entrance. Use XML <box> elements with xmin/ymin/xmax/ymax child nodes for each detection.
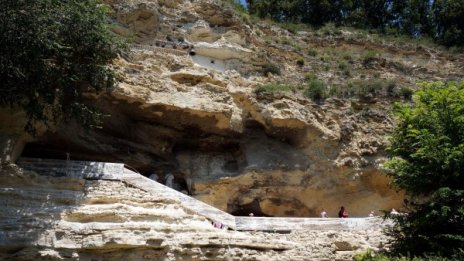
<box><xmin>229</xmin><ymin>199</ymin><xmax>272</xmax><ymax>217</ymax></box>
<box><xmin>21</xmin><ymin>140</ymin><xmax>116</xmax><ymax>165</ymax></box>
<box><xmin>20</xmin><ymin>140</ymin><xmax>194</xmax><ymax>194</ymax></box>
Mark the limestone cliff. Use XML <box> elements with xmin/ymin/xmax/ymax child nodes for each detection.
<box><xmin>11</xmin><ymin>0</ymin><xmax>435</xmax><ymax>217</ymax></box>
<box><xmin>1</xmin><ymin>0</ymin><xmax>464</xmax><ymax>258</ymax></box>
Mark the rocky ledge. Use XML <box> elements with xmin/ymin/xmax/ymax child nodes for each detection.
<box><xmin>0</xmin><ymin>163</ymin><xmax>391</xmax><ymax>260</ymax></box>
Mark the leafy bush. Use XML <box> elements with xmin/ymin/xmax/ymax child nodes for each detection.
<box><xmin>296</xmin><ymin>58</ymin><xmax>305</xmax><ymax>67</ymax></box>
<box><xmin>261</xmin><ymin>63</ymin><xmax>281</xmax><ymax>76</ymax></box>
<box><xmin>385</xmin><ymin>81</ymin><xmax>464</xmax><ymax>258</ymax></box>
<box><xmin>304</xmin><ymin>76</ymin><xmax>327</xmax><ymax>102</ymax></box>
<box><xmin>254</xmin><ymin>83</ymin><xmax>294</xmax><ymax>94</ymax></box>
<box><xmin>0</xmin><ymin>0</ymin><xmax>124</xmax><ymax>133</ymax></box>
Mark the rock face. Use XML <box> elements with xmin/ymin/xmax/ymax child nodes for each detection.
<box><xmin>2</xmin><ymin>0</ymin><xmax>464</xmax><ymax>258</ymax></box>
<box><xmin>0</xmin><ymin>164</ymin><xmax>391</xmax><ymax>260</ymax></box>
<box><xmin>8</xmin><ymin>0</ymin><xmax>412</xmax><ymax>217</ymax></box>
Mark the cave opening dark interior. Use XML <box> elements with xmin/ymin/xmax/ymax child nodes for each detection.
<box><xmin>229</xmin><ymin>199</ymin><xmax>271</xmax><ymax>217</ymax></box>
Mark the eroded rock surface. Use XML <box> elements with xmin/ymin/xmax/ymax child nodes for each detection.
<box><xmin>2</xmin><ymin>1</ymin><xmax>464</xmax><ymax>258</ymax></box>
<box><xmin>8</xmin><ymin>0</ymin><xmax>413</xmax><ymax>217</ymax></box>
<box><xmin>0</xmin><ymin>165</ymin><xmax>390</xmax><ymax>260</ymax></box>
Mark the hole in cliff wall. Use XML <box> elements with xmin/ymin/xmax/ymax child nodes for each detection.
<box><xmin>19</xmin><ymin>131</ymin><xmax>174</xmax><ymax>177</ymax></box>
<box><xmin>229</xmin><ymin>199</ymin><xmax>271</xmax><ymax>217</ymax></box>
<box><xmin>21</xmin><ymin>138</ymin><xmax>100</xmax><ymax>162</ymax></box>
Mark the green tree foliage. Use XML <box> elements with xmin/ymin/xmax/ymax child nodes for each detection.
<box><xmin>432</xmin><ymin>0</ymin><xmax>464</xmax><ymax>46</ymax></box>
<box><xmin>244</xmin><ymin>0</ymin><xmax>464</xmax><ymax>47</ymax></box>
<box><xmin>385</xmin><ymin>81</ymin><xmax>464</xmax><ymax>258</ymax></box>
<box><xmin>0</xmin><ymin>0</ymin><xmax>124</xmax><ymax>133</ymax></box>
<box><xmin>392</xmin><ymin>0</ymin><xmax>434</xmax><ymax>37</ymax></box>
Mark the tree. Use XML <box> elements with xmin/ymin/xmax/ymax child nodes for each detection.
<box><xmin>391</xmin><ymin>0</ymin><xmax>434</xmax><ymax>38</ymax></box>
<box><xmin>385</xmin><ymin>81</ymin><xmax>464</xmax><ymax>258</ymax></box>
<box><xmin>245</xmin><ymin>0</ymin><xmax>464</xmax><ymax>47</ymax></box>
<box><xmin>432</xmin><ymin>0</ymin><xmax>464</xmax><ymax>46</ymax></box>
<box><xmin>0</xmin><ymin>0</ymin><xmax>124</xmax><ymax>133</ymax></box>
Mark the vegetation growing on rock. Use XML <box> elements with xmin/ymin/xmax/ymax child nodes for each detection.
<box><xmin>0</xmin><ymin>0</ymin><xmax>124</xmax><ymax>133</ymax></box>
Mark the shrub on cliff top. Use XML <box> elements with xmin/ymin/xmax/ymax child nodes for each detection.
<box><xmin>0</xmin><ymin>0</ymin><xmax>124</xmax><ymax>133</ymax></box>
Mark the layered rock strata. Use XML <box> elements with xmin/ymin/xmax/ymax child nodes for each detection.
<box><xmin>0</xmin><ymin>163</ymin><xmax>391</xmax><ymax>260</ymax></box>
<box><xmin>9</xmin><ymin>0</ymin><xmax>412</xmax><ymax>217</ymax></box>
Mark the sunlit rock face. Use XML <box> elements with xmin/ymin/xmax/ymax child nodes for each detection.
<box><xmin>0</xmin><ymin>165</ymin><xmax>294</xmax><ymax>260</ymax></box>
<box><xmin>5</xmin><ymin>0</ymin><xmax>410</xmax><ymax>218</ymax></box>
<box><xmin>6</xmin><ymin>0</ymin><xmax>464</xmax><ymax>259</ymax></box>
<box><xmin>0</xmin><ymin>165</ymin><xmax>394</xmax><ymax>260</ymax></box>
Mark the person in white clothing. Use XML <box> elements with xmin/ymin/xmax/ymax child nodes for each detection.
<box><xmin>320</xmin><ymin>210</ymin><xmax>328</xmax><ymax>218</ymax></box>
<box><xmin>148</xmin><ymin>173</ymin><xmax>159</xmax><ymax>182</ymax></box>
<box><xmin>165</xmin><ymin>173</ymin><xmax>174</xmax><ymax>188</ymax></box>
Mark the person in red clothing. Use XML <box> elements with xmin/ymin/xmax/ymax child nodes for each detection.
<box><xmin>338</xmin><ymin>206</ymin><xmax>348</xmax><ymax>218</ymax></box>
